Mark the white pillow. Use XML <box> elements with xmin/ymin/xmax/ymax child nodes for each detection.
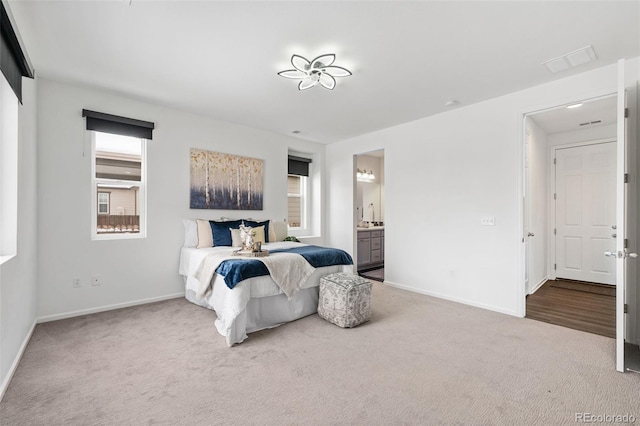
<box><xmin>183</xmin><ymin>219</ymin><xmax>198</xmax><ymax>248</ymax></box>
<box><xmin>196</xmin><ymin>219</ymin><xmax>213</xmax><ymax>248</ymax></box>
<box><xmin>230</xmin><ymin>228</ymin><xmax>242</xmax><ymax>247</ymax></box>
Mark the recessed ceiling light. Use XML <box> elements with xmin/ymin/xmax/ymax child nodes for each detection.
<box><xmin>567</xmin><ymin>103</ymin><xmax>583</xmax><ymax>109</ymax></box>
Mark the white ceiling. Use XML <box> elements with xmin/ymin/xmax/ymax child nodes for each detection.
<box><xmin>7</xmin><ymin>1</ymin><xmax>640</xmax><ymax>144</ymax></box>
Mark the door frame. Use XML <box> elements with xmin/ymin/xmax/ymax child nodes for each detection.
<box><xmin>548</xmin><ymin>138</ymin><xmax>617</xmax><ymax>283</ymax></box>
<box><xmin>517</xmin><ymin>89</ymin><xmax>618</xmax><ymax>318</ymax></box>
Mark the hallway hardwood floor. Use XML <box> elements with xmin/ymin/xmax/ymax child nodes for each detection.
<box><xmin>526</xmin><ymin>279</ymin><xmax>616</xmax><ymax>338</ymax></box>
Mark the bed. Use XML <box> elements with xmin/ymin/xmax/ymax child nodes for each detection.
<box><xmin>179</xmin><ymin>241</ymin><xmax>353</xmax><ymax>346</ymax></box>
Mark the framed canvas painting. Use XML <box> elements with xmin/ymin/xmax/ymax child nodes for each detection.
<box><xmin>190</xmin><ymin>149</ymin><xmax>264</xmax><ymax>210</ymax></box>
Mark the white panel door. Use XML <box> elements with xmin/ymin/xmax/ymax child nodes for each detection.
<box><xmin>555</xmin><ymin>142</ymin><xmax>616</xmax><ymax>284</ymax></box>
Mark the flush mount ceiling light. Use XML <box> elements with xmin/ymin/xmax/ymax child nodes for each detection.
<box><xmin>278</xmin><ymin>54</ymin><xmax>352</xmax><ymax>91</ymax></box>
<box><xmin>566</xmin><ymin>103</ymin><xmax>583</xmax><ymax>109</ymax></box>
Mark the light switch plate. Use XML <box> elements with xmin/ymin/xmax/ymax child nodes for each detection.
<box><xmin>480</xmin><ymin>216</ymin><xmax>495</xmax><ymax>226</ymax></box>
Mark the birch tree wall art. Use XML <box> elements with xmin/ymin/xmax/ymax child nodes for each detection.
<box><xmin>190</xmin><ymin>149</ymin><xmax>264</xmax><ymax>210</ymax></box>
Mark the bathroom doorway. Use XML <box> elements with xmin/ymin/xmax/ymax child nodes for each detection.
<box><xmin>354</xmin><ymin>149</ymin><xmax>385</xmax><ymax>282</ymax></box>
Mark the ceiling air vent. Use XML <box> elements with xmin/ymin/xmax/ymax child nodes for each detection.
<box><xmin>542</xmin><ymin>45</ymin><xmax>597</xmax><ymax>74</ymax></box>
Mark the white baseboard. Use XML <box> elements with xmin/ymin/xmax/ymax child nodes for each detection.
<box><xmin>37</xmin><ymin>292</ymin><xmax>185</xmax><ymax>323</ymax></box>
<box><xmin>383</xmin><ymin>280</ymin><xmax>519</xmax><ymax>317</ymax></box>
<box><xmin>0</xmin><ymin>319</ymin><xmax>36</xmax><ymax>402</ymax></box>
<box><xmin>529</xmin><ymin>277</ymin><xmax>548</xmax><ymax>295</ymax></box>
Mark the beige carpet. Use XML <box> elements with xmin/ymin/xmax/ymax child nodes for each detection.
<box><xmin>1</xmin><ymin>283</ymin><xmax>639</xmax><ymax>425</ymax></box>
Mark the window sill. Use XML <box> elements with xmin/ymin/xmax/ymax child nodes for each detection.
<box><xmin>0</xmin><ymin>254</ymin><xmax>16</xmax><ymax>266</ymax></box>
<box><xmin>92</xmin><ymin>233</ymin><xmax>146</xmax><ymax>241</ymax></box>
<box><xmin>297</xmin><ymin>235</ymin><xmax>321</xmax><ymax>241</ymax></box>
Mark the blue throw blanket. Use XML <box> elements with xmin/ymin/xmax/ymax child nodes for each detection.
<box><xmin>216</xmin><ymin>245</ymin><xmax>353</xmax><ymax>289</ymax></box>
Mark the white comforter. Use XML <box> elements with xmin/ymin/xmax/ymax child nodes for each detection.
<box><xmin>179</xmin><ymin>242</ymin><xmax>353</xmax><ymax>346</ymax></box>
<box><xmin>194</xmin><ymin>248</ymin><xmax>314</xmax><ymax>300</ymax></box>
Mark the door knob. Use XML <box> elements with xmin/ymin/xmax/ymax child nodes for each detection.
<box><xmin>628</xmin><ymin>252</ymin><xmax>638</xmax><ymax>259</ymax></box>
<box><xmin>527</xmin><ymin>232</ymin><xmax>535</xmax><ymax>237</ymax></box>
<box><xmin>604</xmin><ymin>251</ymin><xmax>618</xmax><ymax>257</ymax></box>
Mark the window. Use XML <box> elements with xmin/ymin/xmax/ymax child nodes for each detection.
<box><xmin>287</xmin><ymin>154</ymin><xmax>312</xmax><ymax>231</ymax></box>
<box><xmin>97</xmin><ymin>192</ymin><xmax>110</xmax><ymax>215</ymax></box>
<box><xmin>0</xmin><ymin>74</ymin><xmax>18</xmax><ymax>262</ymax></box>
<box><xmin>83</xmin><ymin>109</ymin><xmax>153</xmax><ymax>240</ymax></box>
<box><xmin>287</xmin><ymin>174</ymin><xmax>306</xmax><ymax>228</ymax></box>
<box><xmin>91</xmin><ymin>132</ymin><xmax>146</xmax><ymax>238</ymax></box>
<box><xmin>0</xmin><ymin>1</ymin><xmax>33</xmax><ymax>263</ymax></box>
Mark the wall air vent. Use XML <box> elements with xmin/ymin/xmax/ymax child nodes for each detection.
<box><xmin>578</xmin><ymin>120</ymin><xmax>603</xmax><ymax>127</ymax></box>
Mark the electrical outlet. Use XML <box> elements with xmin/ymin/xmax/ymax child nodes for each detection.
<box><xmin>72</xmin><ymin>278</ymin><xmax>81</xmax><ymax>288</ymax></box>
<box><xmin>91</xmin><ymin>275</ymin><xmax>101</xmax><ymax>286</ymax></box>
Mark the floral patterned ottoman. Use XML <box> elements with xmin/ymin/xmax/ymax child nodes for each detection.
<box><xmin>318</xmin><ymin>273</ymin><xmax>372</xmax><ymax>328</ymax></box>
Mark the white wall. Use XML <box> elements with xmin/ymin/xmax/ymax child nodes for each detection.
<box><xmin>36</xmin><ymin>78</ymin><xmax>325</xmax><ymax>320</ymax></box>
<box><xmin>326</xmin><ymin>59</ymin><xmax>638</xmax><ymax>316</ymax></box>
<box><xmin>0</xmin><ymin>77</ymin><xmax>38</xmax><ymax>397</ymax></box>
<box><xmin>548</xmin><ymin>123</ymin><xmax>616</xmax><ymax>147</ymax></box>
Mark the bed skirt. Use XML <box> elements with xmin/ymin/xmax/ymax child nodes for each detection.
<box><xmin>184</xmin><ymin>276</ymin><xmax>319</xmax><ymax>345</ymax></box>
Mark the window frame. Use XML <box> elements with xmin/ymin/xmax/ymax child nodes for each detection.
<box><xmin>0</xmin><ymin>74</ymin><xmax>18</xmax><ymax>265</ymax></box>
<box><xmin>90</xmin><ymin>131</ymin><xmax>147</xmax><ymax>240</ymax></box>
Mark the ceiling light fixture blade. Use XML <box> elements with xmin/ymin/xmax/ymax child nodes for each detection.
<box><xmin>298</xmin><ymin>78</ymin><xmax>319</xmax><ymax>91</ymax></box>
<box><xmin>322</xmin><ymin>66</ymin><xmax>352</xmax><ymax>77</ymax></box>
<box><xmin>291</xmin><ymin>55</ymin><xmax>311</xmax><ymax>72</ymax></box>
<box><xmin>278</xmin><ymin>70</ymin><xmax>307</xmax><ymax>79</ymax></box>
<box><xmin>319</xmin><ymin>73</ymin><xmax>336</xmax><ymax>90</ymax></box>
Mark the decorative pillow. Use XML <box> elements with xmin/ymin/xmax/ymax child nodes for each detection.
<box><xmin>196</xmin><ymin>219</ymin><xmax>213</xmax><ymax>248</ymax></box>
<box><xmin>268</xmin><ymin>221</ymin><xmax>277</xmax><ymax>243</ymax></box>
<box><xmin>244</xmin><ymin>220</ymin><xmax>270</xmax><ymax>242</ymax></box>
<box><xmin>230</xmin><ymin>228</ymin><xmax>242</xmax><ymax>247</ymax></box>
<box><xmin>271</xmin><ymin>220</ymin><xmax>288</xmax><ymax>242</ymax></box>
<box><xmin>210</xmin><ymin>220</ymin><xmax>243</xmax><ymax>246</ymax></box>
<box><xmin>183</xmin><ymin>219</ymin><xmax>198</xmax><ymax>248</ymax></box>
<box><xmin>252</xmin><ymin>225</ymin><xmax>266</xmax><ymax>245</ymax></box>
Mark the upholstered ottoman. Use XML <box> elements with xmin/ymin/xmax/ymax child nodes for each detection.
<box><xmin>318</xmin><ymin>273</ymin><xmax>372</xmax><ymax>328</ymax></box>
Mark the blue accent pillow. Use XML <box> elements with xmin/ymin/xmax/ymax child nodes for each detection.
<box><xmin>210</xmin><ymin>220</ymin><xmax>243</xmax><ymax>246</ymax></box>
<box><xmin>244</xmin><ymin>220</ymin><xmax>270</xmax><ymax>242</ymax></box>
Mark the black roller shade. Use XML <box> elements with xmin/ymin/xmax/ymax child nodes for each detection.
<box><xmin>288</xmin><ymin>155</ymin><xmax>312</xmax><ymax>177</ymax></box>
<box><xmin>82</xmin><ymin>109</ymin><xmax>155</xmax><ymax>140</ymax></box>
<box><xmin>1</xmin><ymin>2</ymin><xmax>34</xmax><ymax>103</ymax></box>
